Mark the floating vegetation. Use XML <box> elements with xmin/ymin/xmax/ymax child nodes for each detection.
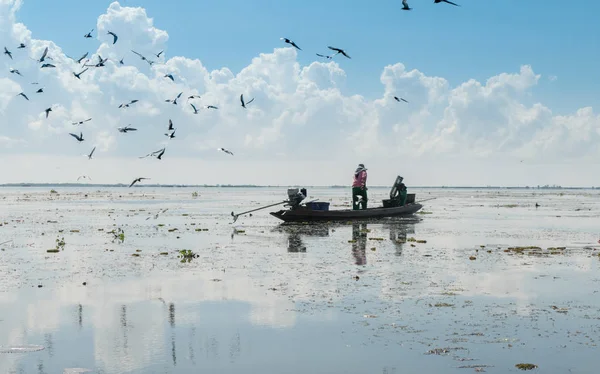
<box><xmin>168</xmin><ymin>228</ymin><xmax>178</xmax><ymax>232</ymax></box>
<box><xmin>498</xmin><ymin>204</ymin><xmax>518</xmax><ymax>208</ymax></box>
<box><xmin>46</xmin><ymin>249</ymin><xmax>59</xmax><ymax>253</ymax></box>
<box><xmin>108</xmin><ymin>228</ymin><xmax>125</xmax><ymax>243</ymax></box>
<box><xmin>469</xmin><ymin>256</ymin><xmax>477</xmax><ymax>260</ymax></box>
<box><xmin>53</xmin><ymin>236</ymin><xmax>65</xmax><ymax>251</ymax></box>
<box><xmin>191</xmin><ymin>191</ymin><xmax>199</xmax><ymax>198</ymax></box>
<box><xmin>348</xmin><ymin>240</ymin><xmax>356</xmax><ymax>243</ymax></box>
<box><xmin>433</xmin><ymin>303</ymin><xmax>454</xmax><ymax>308</ymax></box>
<box><xmin>551</xmin><ymin>305</ymin><xmax>568</xmax><ymax>313</ymax></box>
<box><xmin>182</xmin><ymin>213</ymin><xmax>189</xmax><ymax>216</ymax></box>
<box><xmin>160</xmin><ymin>252</ymin><xmax>168</xmax><ymax>255</ymax></box>
<box><xmin>70</xmin><ymin>229</ymin><xmax>80</xmax><ymax>233</ymax></box>
<box><xmin>368</xmin><ymin>237</ymin><xmax>384</xmax><ymax>241</ymax></box>
<box><xmin>425</xmin><ymin>347</ymin><xmax>466</xmax><ymax>356</ymax></box>
<box><xmin>515</xmin><ymin>363</ymin><xmax>538</xmax><ymax>370</ymax></box>
<box><xmin>416</xmin><ymin>239</ymin><xmax>427</xmax><ymax>244</ymax></box>
<box><xmin>131</xmin><ymin>253</ymin><xmax>140</xmax><ymax>257</ymax></box>
<box><xmin>370</xmin><ymin>247</ymin><xmax>376</xmax><ymax>251</ymax></box>
<box><xmin>50</xmin><ymin>189</ymin><xmax>58</xmax><ymax>194</ymax></box>
<box><xmin>417</xmin><ymin>211</ymin><xmax>433</xmax><ymax>214</ymax></box>
<box><xmin>178</xmin><ymin>249</ymin><xmax>198</xmax><ymax>263</ymax></box>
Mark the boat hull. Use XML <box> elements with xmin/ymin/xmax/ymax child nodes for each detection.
<box><xmin>270</xmin><ymin>203</ymin><xmax>423</xmax><ymax>222</ymax></box>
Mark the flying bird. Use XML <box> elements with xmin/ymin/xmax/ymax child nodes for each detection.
<box><xmin>190</xmin><ymin>103</ymin><xmax>199</xmax><ymax>114</ymax></box>
<box><xmin>36</xmin><ymin>46</ymin><xmax>49</xmax><ymax>63</ymax></box>
<box><xmin>69</xmin><ymin>132</ymin><xmax>84</xmax><ymax>142</ymax></box>
<box><xmin>73</xmin><ymin>68</ymin><xmax>88</xmax><ymax>79</ymax></box>
<box><xmin>87</xmin><ymin>146</ymin><xmax>96</xmax><ymax>160</ymax></box>
<box><xmin>155</xmin><ymin>148</ymin><xmax>166</xmax><ymax>160</ymax></box>
<box><xmin>164</xmin><ymin>74</ymin><xmax>174</xmax><ymax>81</ymax></box>
<box><xmin>44</xmin><ymin>107</ymin><xmax>52</xmax><ymax>118</ymax></box>
<box><xmin>187</xmin><ymin>95</ymin><xmax>201</xmax><ymax>100</ymax></box>
<box><xmin>72</xmin><ymin>118</ymin><xmax>92</xmax><ymax>125</ymax></box>
<box><xmin>9</xmin><ymin>68</ymin><xmax>22</xmax><ymax>76</ymax></box>
<box><xmin>316</xmin><ymin>53</ymin><xmax>333</xmax><ymax>60</ymax></box>
<box><xmin>402</xmin><ymin>0</ymin><xmax>412</xmax><ymax>10</ymax></box>
<box><xmin>131</xmin><ymin>50</ymin><xmax>154</xmax><ymax>65</ymax></box>
<box><xmin>84</xmin><ymin>29</ymin><xmax>94</xmax><ymax>38</ymax></box>
<box><xmin>206</xmin><ymin>105</ymin><xmax>218</xmax><ymax>110</ymax></box>
<box><xmin>119</xmin><ymin>99</ymin><xmax>139</xmax><ymax>108</ymax></box>
<box><xmin>41</xmin><ymin>63</ymin><xmax>56</xmax><ymax>68</ymax></box>
<box><xmin>117</xmin><ymin>125</ymin><xmax>137</xmax><ymax>133</ymax></box>
<box><xmin>139</xmin><ymin>148</ymin><xmax>164</xmax><ymax>159</ymax></box>
<box><xmin>165</xmin><ymin>92</ymin><xmax>183</xmax><ymax>105</ymax></box>
<box><xmin>165</xmin><ymin>130</ymin><xmax>176</xmax><ymax>139</ymax></box>
<box><xmin>85</xmin><ymin>55</ymin><xmax>107</xmax><ymax>68</ymax></box>
<box><xmin>17</xmin><ymin>92</ymin><xmax>29</xmax><ymax>101</ymax></box>
<box><xmin>70</xmin><ymin>52</ymin><xmax>89</xmax><ymax>64</ymax></box>
<box><xmin>280</xmin><ymin>38</ymin><xmax>301</xmax><ymax>50</ymax></box>
<box><xmin>240</xmin><ymin>94</ymin><xmax>254</xmax><ymax>108</ymax></box>
<box><xmin>155</xmin><ymin>50</ymin><xmax>164</xmax><ymax>58</ymax></box>
<box><xmin>394</xmin><ymin>96</ymin><xmax>408</xmax><ymax>103</ymax></box>
<box><xmin>77</xmin><ymin>175</ymin><xmax>92</xmax><ymax>181</ymax></box>
<box><xmin>168</xmin><ymin>119</ymin><xmax>175</xmax><ymax>131</ymax></box>
<box><xmin>218</xmin><ymin>147</ymin><xmax>234</xmax><ymax>156</ymax></box>
<box><xmin>36</xmin><ymin>88</ymin><xmax>43</xmax><ymax>93</ymax></box>
<box><xmin>129</xmin><ymin>177</ymin><xmax>149</xmax><ymax>188</ymax></box>
<box><xmin>107</xmin><ymin>31</ymin><xmax>118</xmax><ymax>44</ymax></box>
<box><xmin>328</xmin><ymin>46</ymin><xmax>351</xmax><ymax>59</ymax></box>
<box><xmin>4</xmin><ymin>47</ymin><xmax>12</xmax><ymax>59</ymax></box>
<box><xmin>17</xmin><ymin>43</ymin><xmax>26</xmax><ymax>49</ymax></box>
<box><xmin>119</xmin><ymin>58</ymin><xmax>124</xmax><ymax>65</ymax></box>
<box><xmin>434</xmin><ymin>0</ymin><xmax>460</xmax><ymax>6</ymax></box>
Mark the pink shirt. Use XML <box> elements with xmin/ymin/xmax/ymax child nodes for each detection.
<box><xmin>352</xmin><ymin>170</ymin><xmax>367</xmax><ymax>188</ymax></box>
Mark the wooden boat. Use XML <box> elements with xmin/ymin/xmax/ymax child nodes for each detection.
<box><xmin>270</xmin><ymin>202</ymin><xmax>423</xmax><ymax>222</ymax></box>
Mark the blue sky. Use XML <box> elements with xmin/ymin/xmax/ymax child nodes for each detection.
<box><xmin>18</xmin><ymin>0</ymin><xmax>600</xmax><ymax>115</ymax></box>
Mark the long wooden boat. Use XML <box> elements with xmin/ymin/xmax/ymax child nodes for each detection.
<box><xmin>270</xmin><ymin>203</ymin><xmax>423</xmax><ymax>223</ymax></box>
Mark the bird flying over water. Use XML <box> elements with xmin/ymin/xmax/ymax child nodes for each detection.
<box><xmin>77</xmin><ymin>175</ymin><xmax>92</xmax><ymax>181</ymax></box>
<box><xmin>36</xmin><ymin>47</ymin><xmax>49</xmax><ymax>63</ymax></box>
<box><xmin>206</xmin><ymin>105</ymin><xmax>218</xmax><ymax>110</ymax></box>
<box><xmin>44</xmin><ymin>107</ymin><xmax>52</xmax><ymax>118</ymax></box>
<box><xmin>394</xmin><ymin>96</ymin><xmax>408</xmax><ymax>103</ymax></box>
<box><xmin>117</xmin><ymin>125</ymin><xmax>137</xmax><ymax>133</ymax></box>
<box><xmin>165</xmin><ymin>130</ymin><xmax>176</xmax><ymax>139</ymax></box>
<box><xmin>84</xmin><ymin>29</ymin><xmax>94</xmax><ymax>38</ymax></box>
<box><xmin>72</xmin><ymin>118</ymin><xmax>92</xmax><ymax>125</ymax></box>
<box><xmin>9</xmin><ymin>68</ymin><xmax>22</xmax><ymax>76</ymax></box>
<box><xmin>69</xmin><ymin>132</ymin><xmax>84</xmax><ymax>142</ymax></box>
<box><xmin>218</xmin><ymin>147</ymin><xmax>234</xmax><ymax>156</ymax></box>
<box><xmin>139</xmin><ymin>148</ymin><xmax>164</xmax><ymax>159</ymax></box>
<box><xmin>434</xmin><ymin>0</ymin><xmax>460</xmax><ymax>6</ymax></box>
<box><xmin>72</xmin><ymin>52</ymin><xmax>89</xmax><ymax>64</ymax></box>
<box><xmin>328</xmin><ymin>46</ymin><xmax>351</xmax><ymax>59</ymax></box>
<box><xmin>17</xmin><ymin>92</ymin><xmax>29</xmax><ymax>101</ymax></box>
<box><xmin>240</xmin><ymin>94</ymin><xmax>254</xmax><ymax>108</ymax></box>
<box><xmin>155</xmin><ymin>50</ymin><xmax>164</xmax><ymax>58</ymax></box>
<box><xmin>41</xmin><ymin>63</ymin><xmax>56</xmax><ymax>68</ymax></box>
<box><xmin>4</xmin><ymin>47</ymin><xmax>12</xmax><ymax>59</ymax></box>
<box><xmin>129</xmin><ymin>177</ymin><xmax>149</xmax><ymax>188</ymax></box>
<box><xmin>107</xmin><ymin>31</ymin><xmax>118</xmax><ymax>44</ymax></box>
<box><xmin>190</xmin><ymin>103</ymin><xmax>199</xmax><ymax>114</ymax></box>
<box><xmin>165</xmin><ymin>92</ymin><xmax>183</xmax><ymax>105</ymax></box>
<box><xmin>73</xmin><ymin>68</ymin><xmax>88</xmax><ymax>79</ymax></box>
<box><xmin>402</xmin><ymin>0</ymin><xmax>412</xmax><ymax>10</ymax></box>
<box><xmin>131</xmin><ymin>50</ymin><xmax>154</xmax><ymax>65</ymax></box>
<box><xmin>164</xmin><ymin>74</ymin><xmax>174</xmax><ymax>81</ymax></box>
<box><xmin>280</xmin><ymin>38</ymin><xmax>301</xmax><ymax>50</ymax></box>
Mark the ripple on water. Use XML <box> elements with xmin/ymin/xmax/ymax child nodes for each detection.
<box><xmin>0</xmin><ymin>344</ymin><xmax>45</xmax><ymax>353</ymax></box>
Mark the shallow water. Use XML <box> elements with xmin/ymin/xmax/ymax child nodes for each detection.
<box><xmin>1</xmin><ymin>187</ymin><xmax>599</xmax><ymax>373</ymax></box>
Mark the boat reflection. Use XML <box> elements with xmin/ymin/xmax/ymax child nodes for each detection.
<box><xmin>351</xmin><ymin>222</ymin><xmax>368</xmax><ymax>265</ymax></box>
<box><xmin>272</xmin><ymin>223</ymin><xmax>330</xmax><ymax>253</ymax></box>
<box><xmin>382</xmin><ymin>220</ymin><xmax>417</xmax><ymax>256</ymax></box>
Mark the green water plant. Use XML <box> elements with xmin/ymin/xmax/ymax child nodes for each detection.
<box><xmin>178</xmin><ymin>249</ymin><xmax>198</xmax><ymax>263</ymax></box>
<box><xmin>108</xmin><ymin>228</ymin><xmax>125</xmax><ymax>243</ymax></box>
<box><xmin>515</xmin><ymin>363</ymin><xmax>538</xmax><ymax>370</ymax></box>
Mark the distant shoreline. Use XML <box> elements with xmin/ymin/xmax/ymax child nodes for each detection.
<box><xmin>0</xmin><ymin>183</ymin><xmax>596</xmax><ymax>190</ymax></box>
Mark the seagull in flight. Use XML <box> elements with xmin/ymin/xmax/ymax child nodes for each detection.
<box><xmin>434</xmin><ymin>0</ymin><xmax>460</xmax><ymax>6</ymax></box>
<box><xmin>165</xmin><ymin>130</ymin><xmax>176</xmax><ymax>139</ymax></box>
<box><xmin>190</xmin><ymin>103</ymin><xmax>199</xmax><ymax>114</ymax></box>
<box><xmin>36</xmin><ymin>88</ymin><xmax>43</xmax><ymax>93</ymax></box>
<box><xmin>165</xmin><ymin>92</ymin><xmax>183</xmax><ymax>105</ymax></box>
<box><xmin>119</xmin><ymin>99</ymin><xmax>139</xmax><ymax>108</ymax></box>
<box><xmin>10</xmin><ymin>68</ymin><xmax>22</xmax><ymax>76</ymax></box>
<box><xmin>73</xmin><ymin>68</ymin><xmax>89</xmax><ymax>79</ymax></box>
<box><xmin>168</xmin><ymin>119</ymin><xmax>175</xmax><ymax>131</ymax></box>
<box><xmin>44</xmin><ymin>107</ymin><xmax>52</xmax><ymax>118</ymax></box>
<box><xmin>17</xmin><ymin>92</ymin><xmax>29</xmax><ymax>101</ymax></box>
<box><xmin>85</xmin><ymin>55</ymin><xmax>107</xmax><ymax>68</ymax></box>
<box><xmin>72</xmin><ymin>118</ymin><xmax>92</xmax><ymax>125</ymax></box>
<box><xmin>107</xmin><ymin>31</ymin><xmax>118</xmax><ymax>44</ymax></box>
<box><xmin>69</xmin><ymin>132</ymin><xmax>84</xmax><ymax>142</ymax></box>
<box><xmin>35</xmin><ymin>47</ymin><xmax>49</xmax><ymax>63</ymax></box>
<box><xmin>187</xmin><ymin>95</ymin><xmax>201</xmax><ymax>100</ymax></box>
<box><xmin>164</xmin><ymin>74</ymin><xmax>174</xmax><ymax>81</ymax></box>
<box><xmin>402</xmin><ymin>0</ymin><xmax>412</xmax><ymax>10</ymax></box>
<box><xmin>4</xmin><ymin>47</ymin><xmax>12</xmax><ymax>59</ymax></box>
<box><xmin>117</xmin><ymin>125</ymin><xmax>137</xmax><ymax>133</ymax></box>
<box><xmin>86</xmin><ymin>146</ymin><xmax>96</xmax><ymax>160</ymax></box>
<box><xmin>84</xmin><ymin>29</ymin><xmax>94</xmax><ymax>38</ymax></box>
<box><xmin>119</xmin><ymin>58</ymin><xmax>124</xmax><ymax>65</ymax></box>
<box><xmin>328</xmin><ymin>46</ymin><xmax>351</xmax><ymax>59</ymax></box>
<box><xmin>129</xmin><ymin>177</ymin><xmax>150</xmax><ymax>188</ymax></box>
<box><xmin>74</xmin><ymin>52</ymin><xmax>89</xmax><ymax>64</ymax></box>
<box><xmin>206</xmin><ymin>105</ymin><xmax>218</xmax><ymax>110</ymax></box>
<box><xmin>139</xmin><ymin>148</ymin><xmax>165</xmax><ymax>159</ymax></box>
<box><xmin>240</xmin><ymin>94</ymin><xmax>254</xmax><ymax>108</ymax></box>
<box><xmin>41</xmin><ymin>63</ymin><xmax>56</xmax><ymax>68</ymax></box>
<box><xmin>155</xmin><ymin>50</ymin><xmax>164</xmax><ymax>58</ymax></box>
<box><xmin>280</xmin><ymin>38</ymin><xmax>301</xmax><ymax>50</ymax></box>
<box><xmin>77</xmin><ymin>175</ymin><xmax>92</xmax><ymax>181</ymax></box>
<box><xmin>17</xmin><ymin>43</ymin><xmax>26</xmax><ymax>49</ymax></box>
<box><xmin>218</xmin><ymin>147</ymin><xmax>234</xmax><ymax>156</ymax></box>
<box><xmin>316</xmin><ymin>53</ymin><xmax>333</xmax><ymax>60</ymax></box>
<box><xmin>131</xmin><ymin>50</ymin><xmax>155</xmax><ymax>65</ymax></box>
<box><xmin>394</xmin><ymin>96</ymin><xmax>408</xmax><ymax>103</ymax></box>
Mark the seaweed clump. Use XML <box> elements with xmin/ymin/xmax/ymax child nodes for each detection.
<box><xmin>515</xmin><ymin>363</ymin><xmax>538</xmax><ymax>370</ymax></box>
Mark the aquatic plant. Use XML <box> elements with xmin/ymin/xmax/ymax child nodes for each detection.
<box><xmin>108</xmin><ymin>228</ymin><xmax>125</xmax><ymax>243</ymax></box>
<box><xmin>55</xmin><ymin>236</ymin><xmax>65</xmax><ymax>250</ymax></box>
<box><xmin>178</xmin><ymin>249</ymin><xmax>198</xmax><ymax>263</ymax></box>
<box><xmin>192</xmin><ymin>191</ymin><xmax>199</xmax><ymax>198</ymax></box>
<box><xmin>515</xmin><ymin>363</ymin><xmax>538</xmax><ymax>370</ymax></box>
<box><xmin>50</xmin><ymin>189</ymin><xmax>58</xmax><ymax>194</ymax></box>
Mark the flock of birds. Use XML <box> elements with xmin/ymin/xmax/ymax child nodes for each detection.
<box><xmin>4</xmin><ymin>0</ymin><xmax>460</xmax><ymax>187</ymax></box>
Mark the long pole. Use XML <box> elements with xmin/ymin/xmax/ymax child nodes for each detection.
<box><xmin>231</xmin><ymin>200</ymin><xmax>288</xmax><ymax>222</ymax></box>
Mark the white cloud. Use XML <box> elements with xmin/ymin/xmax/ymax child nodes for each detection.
<box><xmin>0</xmin><ymin>1</ymin><xmax>598</xmax><ymax>186</ymax></box>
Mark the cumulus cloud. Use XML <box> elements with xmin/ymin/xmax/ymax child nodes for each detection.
<box><xmin>0</xmin><ymin>0</ymin><xmax>598</xmax><ymax>186</ymax></box>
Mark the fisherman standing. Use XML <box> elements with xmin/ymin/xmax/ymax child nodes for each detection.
<box><xmin>352</xmin><ymin>164</ymin><xmax>368</xmax><ymax>210</ymax></box>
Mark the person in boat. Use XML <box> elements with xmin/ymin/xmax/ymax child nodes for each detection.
<box><xmin>352</xmin><ymin>164</ymin><xmax>368</xmax><ymax>210</ymax></box>
<box><xmin>399</xmin><ymin>183</ymin><xmax>408</xmax><ymax>206</ymax></box>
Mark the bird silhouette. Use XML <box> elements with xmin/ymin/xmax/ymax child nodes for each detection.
<box><xmin>35</xmin><ymin>47</ymin><xmax>49</xmax><ymax>63</ymax></box>
<box><xmin>394</xmin><ymin>96</ymin><xmax>408</xmax><ymax>103</ymax></box>
<box><xmin>107</xmin><ymin>31</ymin><xmax>118</xmax><ymax>44</ymax></box>
<box><xmin>4</xmin><ymin>47</ymin><xmax>12</xmax><ymax>59</ymax></box>
<box><xmin>402</xmin><ymin>0</ymin><xmax>412</xmax><ymax>10</ymax></box>
<box><xmin>72</xmin><ymin>118</ymin><xmax>92</xmax><ymax>125</ymax></box>
<box><xmin>10</xmin><ymin>68</ymin><xmax>22</xmax><ymax>76</ymax></box>
<box><xmin>190</xmin><ymin>103</ymin><xmax>199</xmax><ymax>114</ymax></box>
<box><xmin>44</xmin><ymin>107</ymin><xmax>52</xmax><ymax>118</ymax></box>
<box><xmin>240</xmin><ymin>94</ymin><xmax>254</xmax><ymax>108</ymax></box>
<box><xmin>73</xmin><ymin>68</ymin><xmax>88</xmax><ymax>79</ymax></box>
<box><xmin>328</xmin><ymin>46</ymin><xmax>351</xmax><ymax>59</ymax></box>
<box><xmin>218</xmin><ymin>147</ymin><xmax>234</xmax><ymax>156</ymax></box>
<box><xmin>69</xmin><ymin>132</ymin><xmax>84</xmax><ymax>142</ymax></box>
<box><xmin>164</xmin><ymin>74</ymin><xmax>174</xmax><ymax>81</ymax></box>
<box><xmin>117</xmin><ymin>125</ymin><xmax>137</xmax><ymax>133</ymax></box>
<box><xmin>36</xmin><ymin>88</ymin><xmax>43</xmax><ymax>93</ymax></box>
<box><xmin>165</xmin><ymin>130</ymin><xmax>176</xmax><ymax>139</ymax></box>
<box><xmin>280</xmin><ymin>38</ymin><xmax>301</xmax><ymax>50</ymax></box>
<box><xmin>434</xmin><ymin>0</ymin><xmax>460</xmax><ymax>6</ymax></box>
<box><xmin>17</xmin><ymin>43</ymin><xmax>26</xmax><ymax>49</ymax></box>
<box><xmin>165</xmin><ymin>92</ymin><xmax>183</xmax><ymax>105</ymax></box>
<box><xmin>316</xmin><ymin>53</ymin><xmax>333</xmax><ymax>60</ymax></box>
<box><xmin>87</xmin><ymin>146</ymin><xmax>96</xmax><ymax>160</ymax></box>
<box><xmin>131</xmin><ymin>50</ymin><xmax>154</xmax><ymax>65</ymax></box>
<box><xmin>84</xmin><ymin>29</ymin><xmax>94</xmax><ymax>38</ymax></box>
<box><xmin>206</xmin><ymin>105</ymin><xmax>218</xmax><ymax>110</ymax></box>
<box><xmin>129</xmin><ymin>177</ymin><xmax>149</xmax><ymax>188</ymax></box>
<box><xmin>41</xmin><ymin>63</ymin><xmax>56</xmax><ymax>68</ymax></box>
<box><xmin>168</xmin><ymin>119</ymin><xmax>175</xmax><ymax>131</ymax></box>
<box><xmin>17</xmin><ymin>92</ymin><xmax>29</xmax><ymax>101</ymax></box>
<box><xmin>119</xmin><ymin>99</ymin><xmax>139</xmax><ymax>108</ymax></box>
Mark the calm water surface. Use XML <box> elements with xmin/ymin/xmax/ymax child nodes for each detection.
<box><xmin>1</xmin><ymin>187</ymin><xmax>599</xmax><ymax>373</ymax></box>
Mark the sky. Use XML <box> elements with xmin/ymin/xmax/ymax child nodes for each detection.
<box><xmin>0</xmin><ymin>0</ymin><xmax>599</xmax><ymax>187</ymax></box>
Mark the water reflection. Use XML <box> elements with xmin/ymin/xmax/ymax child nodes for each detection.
<box><xmin>273</xmin><ymin>223</ymin><xmax>330</xmax><ymax>253</ymax></box>
<box><xmin>382</xmin><ymin>221</ymin><xmax>417</xmax><ymax>256</ymax></box>
<box><xmin>351</xmin><ymin>223</ymin><xmax>368</xmax><ymax>265</ymax></box>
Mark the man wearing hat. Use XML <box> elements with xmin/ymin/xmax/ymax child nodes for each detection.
<box><xmin>352</xmin><ymin>164</ymin><xmax>368</xmax><ymax>210</ymax></box>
